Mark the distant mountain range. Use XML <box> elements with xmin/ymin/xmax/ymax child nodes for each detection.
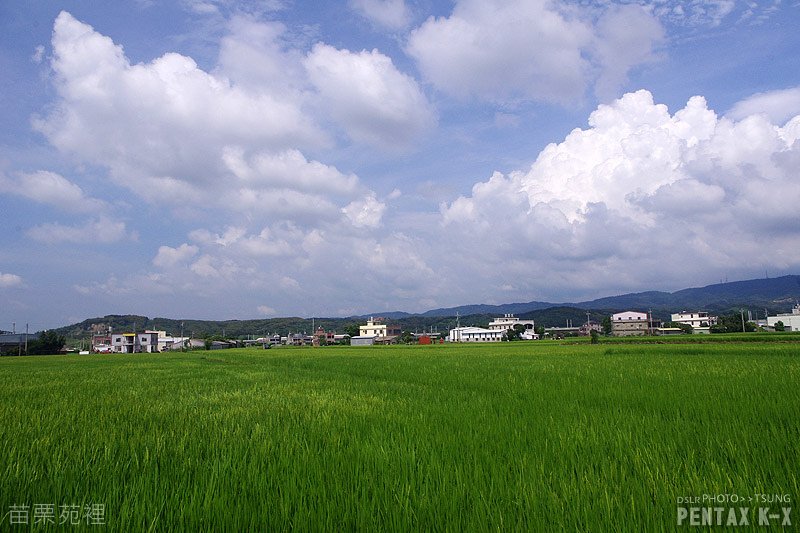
<box><xmin>54</xmin><ymin>275</ymin><xmax>800</xmax><ymax>339</ymax></box>
<box><xmin>416</xmin><ymin>275</ymin><xmax>800</xmax><ymax>318</ymax></box>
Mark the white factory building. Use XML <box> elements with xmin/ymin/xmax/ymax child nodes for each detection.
<box><xmin>767</xmin><ymin>304</ymin><xmax>800</xmax><ymax>331</ymax></box>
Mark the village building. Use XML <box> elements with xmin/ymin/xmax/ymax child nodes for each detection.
<box><xmin>111</xmin><ymin>332</ymin><xmax>159</xmax><ymax>353</ymax></box>
<box><xmin>355</xmin><ymin>317</ymin><xmax>400</xmax><ymax>345</ymax></box>
<box><xmin>611</xmin><ymin>311</ymin><xmax>651</xmax><ymax>336</ymax></box>
<box><xmin>487</xmin><ymin>314</ymin><xmax>539</xmax><ymax>339</ymax></box>
<box><xmin>447</xmin><ymin>326</ymin><xmax>504</xmax><ymax>343</ymax></box>
<box><xmin>767</xmin><ymin>304</ymin><xmax>800</xmax><ymax>331</ymax></box>
<box><xmin>670</xmin><ymin>311</ymin><xmax>717</xmax><ymax>333</ymax></box>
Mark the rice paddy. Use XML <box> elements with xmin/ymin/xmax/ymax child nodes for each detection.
<box><xmin>1</xmin><ymin>341</ymin><xmax>799</xmax><ymax>530</ymax></box>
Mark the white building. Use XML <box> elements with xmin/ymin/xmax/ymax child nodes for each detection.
<box><xmin>359</xmin><ymin>318</ymin><xmax>387</xmax><ymax>338</ymax></box>
<box><xmin>448</xmin><ymin>327</ymin><xmax>504</xmax><ymax>343</ymax></box>
<box><xmin>487</xmin><ymin>314</ymin><xmax>538</xmax><ymax>339</ymax></box>
<box><xmin>611</xmin><ymin>311</ymin><xmax>650</xmax><ymax>336</ymax></box>
<box><xmin>767</xmin><ymin>304</ymin><xmax>800</xmax><ymax>331</ymax></box>
<box><xmin>111</xmin><ymin>332</ymin><xmax>158</xmax><ymax>353</ymax></box>
<box><xmin>670</xmin><ymin>311</ymin><xmax>717</xmax><ymax>331</ymax></box>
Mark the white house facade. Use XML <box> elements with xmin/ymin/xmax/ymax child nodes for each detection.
<box><xmin>448</xmin><ymin>327</ymin><xmax>504</xmax><ymax>343</ymax></box>
<box><xmin>111</xmin><ymin>332</ymin><xmax>158</xmax><ymax>353</ymax></box>
<box><xmin>670</xmin><ymin>311</ymin><xmax>717</xmax><ymax>330</ymax></box>
<box><xmin>359</xmin><ymin>318</ymin><xmax>387</xmax><ymax>338</ymax></box>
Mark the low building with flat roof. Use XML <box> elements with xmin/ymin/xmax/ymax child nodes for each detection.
<box><xmin>767</xmin><ymin>304</ymin><xmax>800</xmax><ymax>331</ymax></box>
<box><xmin>448</xmin><ymin>326</ymin><xmax>504</xmax><ymax>343</ymax></box>
<box><xmin>350</xmin><ymin>335</ymin><xmax>377</xmax><ymax>346</ymax></box>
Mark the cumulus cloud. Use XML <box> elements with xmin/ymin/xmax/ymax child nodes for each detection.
<box><xmin>38</xmin><ymin>11</ymin><xmax>323</xmax><ymax>164</ymax></box>
<box><xmin>439</xmin><ymin>90</ymin><xmax>800</xmax><ymax>297</ymax></box>
<box><xmin>32</xmin><ymin>11</ymin><xmax>393</xmax><ymax>234</ymax></box>
<box><xmin>0</xmin><ymin>273</ymin><xmax>24</xmax><ymax>288</ymax></box>
<box><xmin>31</xmin><ymin>14</ymin><xmax>333</xmax><ymax>212</ymax></box>
<box><xmin>407</xmin><ymin>0</ymin><xmax>592</xmax><ymax>104</ymax></box>
<box><xmin>342</xmin><ymin>194</ymin><xmax>386</xmax><ymax>228</ymax></box>
<box><xmin>215</xmin><ymin>15</ymin><xmax>306</xmax><ymax>95</ymax></box>
<box><xmin>153</xmin><ymin>243</ymin><xmax>199</xmax><ymax>268</ymax></box>
<box><xmin>0</xmin><ymin>170</ymin><xmax>107</xmax><ymax>213</ymax></box>
<box><xmin>406</xmin><ymin>0</ymin><xmax>663</xmax><ymax>104</ymax></box>
<box><xmin>350</xmin><ymin>0</ymin><xmax>410</xmax><ymax>29</ymax></box>
<box><xmin>727</xmin><ymin>87</ymin><xmax>800</xmax><ymax>125</ymax></box>
<box><xmin>188</xmin><ymin>225</ymin><xmax>296</xmax><ymax>257</ymax></box>
<box><xmin>125</xmin><ymin>216</ymin><xmax>441</xmax><ymax>317</ymax></box>
<box><xmin>593</xmin><ymin>5</ymin><xmax>665</xmax><ymax>101</ymax></box>
<box><xmin>304</xmin><ymin>43</ymin><xmax>435</xmax><ymax>147</ymax></box>
<box><xmin>26</xmin><ymin>216</ymin><xmax>128</xmax><ymax>244</ymax></box>
<box><xmin>222</xmin><ymin>147</ymin><xmax>358</xmax><ymax>195</ymax></box>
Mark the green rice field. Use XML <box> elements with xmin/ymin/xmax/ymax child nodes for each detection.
<box><xmin>1</xmin><ymin>341</ymin><xmax>799</xmax><ymax>531</ymax></box>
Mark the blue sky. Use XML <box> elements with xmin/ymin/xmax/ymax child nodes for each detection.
<box><xmin>1</xmin><ymin>0</ymin><xmax>799</xmax><ymax>329</ymax></box>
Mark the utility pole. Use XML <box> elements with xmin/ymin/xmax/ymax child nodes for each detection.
<box><xmin>740</xmin><ymin>309</ymin><xmax>745</xmax><ymax>332</ymax></box>
<box><xmin>25</xmin><ymin>323</ymin><xmax>28</xmax><ymax>356</ymax></box>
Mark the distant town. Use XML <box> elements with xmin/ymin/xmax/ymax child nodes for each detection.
<box><xmin>3</xmin><ymin>275</ymin><xmax>800</xmax><ymax>355</ymax></box>
<box><xmin>2</xmin><ymin>304</ymin><xmax>798</xmax><ymax>356</ymax></box>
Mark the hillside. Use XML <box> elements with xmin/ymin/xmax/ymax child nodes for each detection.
<box><xmin>425</xmin><ymin>276</ymin><xmax>800</xmax><ymax>320</ymax></box>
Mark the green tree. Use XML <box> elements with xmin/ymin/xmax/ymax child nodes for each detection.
<box><xmin>601</xmin><ymin>316</ymin><xmax>612</xmax><ymax>335</ymax></box>
<box><xmin>504</xmin><ymin>324</ymin><xmax>526</xmax><ymax>341</ymax></box>
<box><xmin>343</xmin><ymin>323</ymin><xmax>361</xmax><ymax>338</ymax></box>
<box><xmin>590</xmin><ymin>330</ymin><xmax>600</xmax><ymax>344</ymax></box>
<box><xmin>774</xmin><ymin>321</ymin><xmax>785</xmax><ymax>332</ymax></box>
<box><xmin>400</xmin><ymin>331</ymin><xmax>415</xmax><ymax>344</ymax></box>
<box><xmin>664</xmin><ymin>321</ymin><xmax>693</xmax><ymax>334</ymax></box>
<box><xmin>712</xmin><ymin>314</ymin><xmax>757</xmax><ymax>333</ymax></box>
<box><xmin>27</xmin><ymin>330</ymin><xmax>66</xmax><ymax>355</ymax></box>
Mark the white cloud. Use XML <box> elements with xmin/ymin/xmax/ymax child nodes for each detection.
<box><xmin>407</xmin><ymin>0</ymin><xmax>593</xmax><ymax>104</ymax></box>
<box><xmin>32</xmin><ymin>11</ymin><xmax>392</xmax><ymax>235</ymax></box>
<box><xmin>593</xmin><ymin>5</ymin><xmax>665</xmax><ymax>102</ymax></box>
<box><xmin>215</xmin><ymin>15</ymin><xmax>306</xmax><ymax>95</ymax></box>
<box><xmin>304</xmin><ymin>43</ymin><xmax>435</xmax><ymax>147</ymax></box>
<box><xmin>342</xmin><ymin>194</ymin><xmax>386</xmax><ymax>228</ymax></box>
<box><xmin>438</xmin><ymin>90</ymin><xmax>800</xmax><ymax>297</ymax></box>
<box><xmin>222</xmin><ymin>147</ymin><xmax>358</xmax><ymax>195</ymax></box>
<box><xmin>727</xmin><ymin>87</ymin><xmax>800</xmax><ymax>125</ymax></box>
<box><xmin>0</xmin><ymin>171</ymin><xmax>108</xmax><ymax>213</ymax></box>
<box><xmin>153</xmin><ymin>243</ymin><xmax>199</xmax><ymax>268</ymax></box>
<box><xmin>26</xmin><ymin>217</ymin><xmax>128</xmax><ymax>244</ymax></box>
<box><xmin>0</xmin><ymin>273</ymin><xmax>24</xmax><ymax>288</ymax></box>
<box><xmin>406</xmin><ymin>0</ymin><xmax>664</xmax><ymax>104</ymax></box>
<box><xmin>350</xmin><ymin>0</ymin><xmax>410</xmax><ymax>29</ymax></box>
<box><xmin>188</xmin><ymin>225</ymin><xmax>296</xmax><ymax>257</ymax></box>
<box><xmin>35</xmin><ymin>12</ymin><xmax>328</xmax><ymax>209</ymax></box>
